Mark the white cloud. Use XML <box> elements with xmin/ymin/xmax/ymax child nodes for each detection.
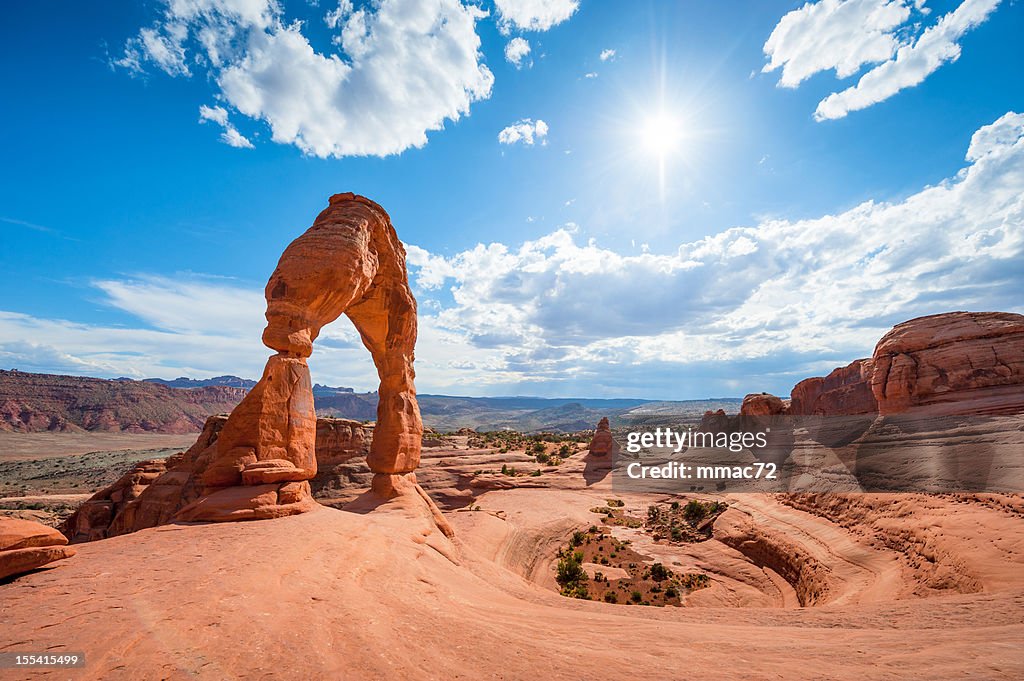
<box><xmin>814</xmin><ymin>0</ymin><xmax>1002</xmax><ymax>120</ymax></box>
<box><xmin>117</xmin><ymin>0</ymin><xmax>494</xmax><ymax>158</ymax></box>
<box><xmin>494</xmin><ymin>0</ymin><xmax>579</xmax><ymax>32</ymax></box>
<box><xmin>199</xmin><ymin>104</ymin><xmax>254</xmax><ymax>148</ymax></box>
<box><xmin>498</xmin><ymin>118</ymin><xmax>549</xmax><ymax>145</ymax></box>
<box><xmin>599</xmin><ymin>48</ymin><xmax>616</xmax><ymax>61</ymax></box>
<box><xmin>763</xmin><ymin>0</ymin><xmax>911</xmax><ymax>87</ymax></box>
<box><xmin>504</xmin><ymin>37</ymin><xmax>531</xmax><ymax>68</ymax></box>
<box><xmin>763</xmin><ymin>0</ymin><xmax>1002</xmax><ymax>120</ymax></box>
<box><xmin>583</xmin><ymin>71</ymin><xmax>597</xmax><ymax>78</ymax></box>
<box><xmin>324</xmin><ymin>0</ymin><xmax>353</xmax><ymax>30</ymax></box>
<box><xmin>5</xmin><ymin>114</ymin><xmax>1021</xmax><ymax>398</ymax></box>
<box><xmin>966</xmin><ymin>111</ymin><xmax>1024</xmax><ymax>161</ymax></box>
<box><xmin>405</xmin><ymin>111</ymin><xmax>1024</xmax><ymax>392</ymax></box>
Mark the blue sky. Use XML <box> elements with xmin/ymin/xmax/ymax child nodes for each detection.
<box><xmin>1</xmin><ymin>0</ymin><xmax>1022</xmax><ymax>398</ymax></box>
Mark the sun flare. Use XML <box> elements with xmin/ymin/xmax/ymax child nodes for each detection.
<box><xmin>639</xmin><ymin>111</ymin><xmax>683</xmax><ymax>156</ymax></box>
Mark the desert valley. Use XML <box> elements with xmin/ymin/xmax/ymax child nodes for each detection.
<box><xmin>1</xmin><ymin>195</ymin><xmax>1022</xmax><ymax>680</ymax></box>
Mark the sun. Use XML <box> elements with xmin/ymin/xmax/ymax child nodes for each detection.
<box><xmin>639</xmin><ymin>111</ymin><xmax>683</xmax><ymax>157</ymax></box>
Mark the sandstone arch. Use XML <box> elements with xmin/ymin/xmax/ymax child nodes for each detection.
<box><xmin>190</xmin><ymin>193</ymin><xmax>424</xmax><ymax>516</ymax></box>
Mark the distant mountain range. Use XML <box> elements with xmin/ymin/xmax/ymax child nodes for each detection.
<box><xmin>142</xmin><ymin>375</ymin><xmax>356</xmax><ymax>396</ymax></box>
<box><xmin>1</xmin><ymin>370</ymin><xmax>246</xmax><ymax>434</ymax></box>
<box><xmin>0</xmin><ymin>369</ymin><xmax>740</xmax><ymax>434</ymax></box>
<box><xmin>141</xmin><ymin>375</ymin><xmax>257</xmax><ymax>390</ymax></box>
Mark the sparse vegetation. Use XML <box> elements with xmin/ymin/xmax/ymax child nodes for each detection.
<box><xmin>556</xmin><ymin>549</ymin><xmax>590</xmax><ymax>599</ymax></box>
<box><xmin>644</xmin><ymin>499</ymin><xmax>728</xmax><ymax>544</ymax></box>
<box><xmin>552</xmin><ymin>525</ymin><xmax>710</xmax><ymax>607</ymax></box>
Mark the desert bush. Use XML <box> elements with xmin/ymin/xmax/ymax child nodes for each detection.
<box><xmin>684</xmin><ymin>500</ymin><xmax>707</xmax><ymax>523</ymax></box>
<box><xmin>630</xmin><ymin>591</ymin><xmax>643</xmax><ymax>603</ymax></box>
<box><xmin>680</xmin><ymin>573</ymin><xmax>710</xmax><ymax>590</ymax></box>
<box><xmin>556</xmin><ymin>549</ymin><xmax>589</xmax><ymax>599</ymax></box>
<box><xmin>604</xmin><ymin>591</ymin><xmax>618</xmax><ymax>603</ymax></box>
<box><xmin>649</xmin><ymin>563</ymin><xmax>670</xmax><ymax>582</ymax></box>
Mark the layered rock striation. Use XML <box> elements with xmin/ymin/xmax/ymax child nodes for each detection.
<box><xmin>871</xmin><ymin>312</ymin><xmax>1024</xmax><ymax>415</ymax></box>
<box><xmin>740</xmin><ymin>312</ymin><xmax>1024</xmax><ymax>418</ymax></box>
<box><xmin>1</xmin><ymin>517</ymin><xmax>75</xmax><ymax>580</ymax></box>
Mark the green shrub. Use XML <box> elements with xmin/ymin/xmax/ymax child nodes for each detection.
<box><xmin>649</xmin><ymin>563</ymin><xmax>671</xmax><ymax>582</ymax></box>
<box><xmin>630</xmin><ymin>590</ymin><xmax>643</xmax><ymax>603</ymax></box>
<box><xmin>603</xmin><ymin>591</ymin><xmax>618</xmax><ymax>603</ymax></box>
<box><xmin>556</xmin><ymin>549</ymin><xmax>590</xmax><ymax>599</ymax></box>
<box><xmin>684</xmin><ymin>500</ymin><xmax>707</xmax><ymax>523</ymax></box>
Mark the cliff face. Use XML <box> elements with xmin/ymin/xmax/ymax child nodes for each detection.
<box><xmin>0</xmin><ymin>370</ymin><xmax>246</xmax><ymax>433</ymax></box>
<box><xmin>871</xmin><ymin>312</ymin><xmax>1024</xmax><ymax>415</ymax></box>
<box><xmin>788</xmin><ymin>359</ymin><xmax>878</xmax><ymax>416</ymax></box>
<box><xmin>741</xmin><ymin>311</ymin><xmax>1024</xmax><ymax>418</ymax></box>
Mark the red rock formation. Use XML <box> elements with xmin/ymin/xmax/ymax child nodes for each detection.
<box><xmin>1</xmin><ymin>517</ymin><xmax>75</xmax><ymax>580</ymax></box>
<box><xmin>588</xmin><ymin>417</ymin><xmax>617</xmax><ymax>457</ymax></box>
<box><xmin>739</xmin><ymin>393</ymin><xmax>788</xmax><ymax>416</ymax></box>
<box><xmin>870</xmin><ymin>312</ymin><xmax>1024</xmax><ymax>415</ymax></box>
<box><xmin>62</xmin><ymin>415</ymin><xmax>373</xmax><ymax>542</ymax></box>
<box><xmin>62</xmin><ymin>193</ymin><xmax>426</xmax><ymax>532</ymax></box>
<box><xmin>788</xmin><ymin>359</ymin><xmax>878</xmax><ymax>416</ymax></box>
<box><xmin>740</xmin><ymin>312</ymin><xmax>1023</xmax><ymax>419</ymax></box>
<box><xmin>194</xmin><ymin>193</ymin><xmax>421</xmax><ymax>516</ymax></box>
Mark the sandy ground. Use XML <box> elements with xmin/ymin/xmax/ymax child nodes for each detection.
<box><xmin>0</xmin><ymin>433</ymin><xmax>198</xmax><ymax>462</ymax></box>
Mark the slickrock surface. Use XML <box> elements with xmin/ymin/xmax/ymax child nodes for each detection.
<box><xmin>4</xmin><ymin>486</ymin><xmax>1023</xmax><ymax>680</ymax></box>
<box><xmin>0</xmin><ymin>517</ymin><xmax>75</xmax><ymax>580</ymax></box>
